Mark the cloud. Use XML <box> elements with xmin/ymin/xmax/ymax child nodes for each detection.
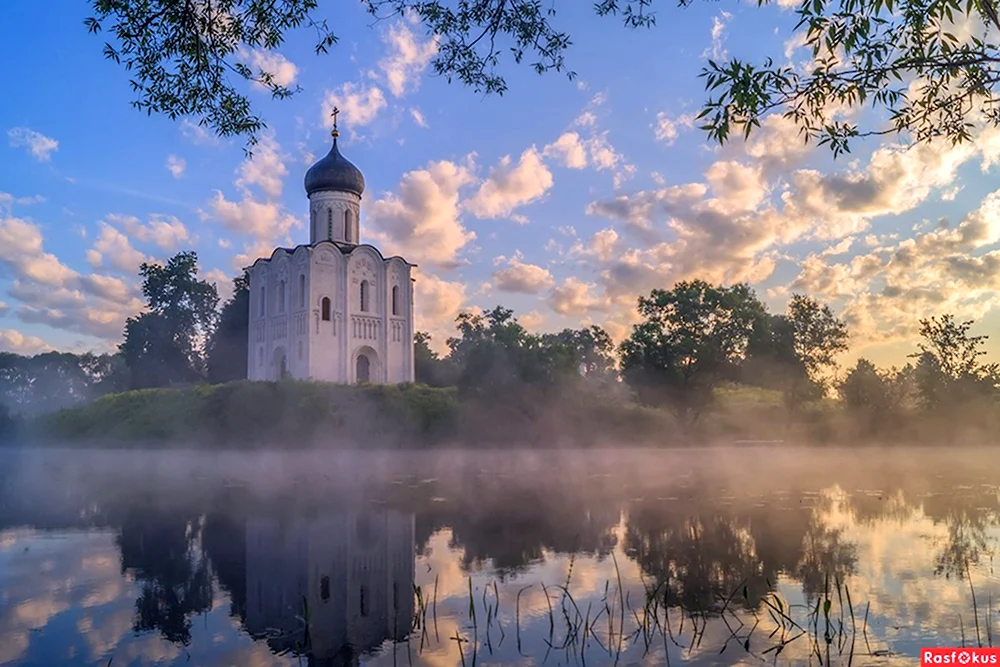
<box><xmin>378</xmin><ymin>21</ymin><xmax>438</xmax><ymax>97</ymax></box>
<box><xmin>246</xmin><ymin>49</ymin><xmax>298</xmax><ymax>89</ymax></box>
<box><xmin>321</xmin><ymin>83</ymin><xmax>387</xmax><ymax>132</ymax></box>
<box><xmin>367</xmin><ymin>159</ymin><xmax>477</xmax><ymax>268</ymax></box>
<box><xmin>0</xmin><ymin>330</ymin><xmax>52</xmax><ymax>355</ymax></box>
<box><xmin>464</xmin><ymin>148</ymin><xmax>554</xmax><ymax>219</ymax></box>
<box><xmin>543</xmin><ymin>133</ymin><xmax>590</xmax><ymax>169</ymax></box>
<box><xmin>654</xmin><ymin>113</ymin><xmax>696</xmax><ymax>145</ymax></box>
<box><xmin>0</xmin><ymin>193</ymin><xmax>45</xmax><ymax>208</ymax></box>
<box><xmin>790</xmin><ymin>188</ymin><xmax>1000</xmax><ymax>345</ymax></box>
<box><xmin>492</xmin><ymin>253</ymin><xmax>555</xmax><ymax>294</ymax></box>
<box><xmin>235</xmin><ymin>132</ymin><xmax>287</xmax><ymax>199</ymax></box>
<box><xmin>0</xmin><ymin>216</ymin><xmax>78</xmax><ymax>287</ymax></box>
<box><xmin>207</xmin><ymin>193</ymin><xmax>299</xmax><ymax>245</ymax></box>
<box><xmin>703</xmin><ymin>10</ymin><xmax>733</xmax><ymax>61</ymax></box>
<box><xmin>179</xmin><ymin>119</ymin><xmax>220</xmax><ymax>146</ymax></box>
<box><xmin>0</xmin><ymin>213</ymin><xmax>146</xmax><ymax>342</ymax></box>
<box><xmin>103</xmin><ymin>213</ymin><xmax>192</xmax><ymax>251</ymax></box>
<box><xmin>86</xmin><ymin>222</ymin><xmax>149</xmax><ymax>275</ymax></box>
<box><xmin>413</xmin><ymin>269</ymin><xmax>467</xmax><ymax>349</ymax></box>
<box><xmin>548</xmin><ymin>277</ymin><xmax>611</xmax><ymax>316</ymax></box>
<box><xmin>7</xmin><ymin>127</ymin><xmax>58</xmax><ymax>161</ymax></box>
<box><xmin>165</xmin><ymin>155</ymin><xmax>186</xmax><ymax>178</ymax></box>
<box><xmin>410</xmin><ymin>108</ymin><xmax>428</xmax><ymax>128</ymax></box>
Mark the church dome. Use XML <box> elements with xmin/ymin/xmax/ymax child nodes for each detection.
<box><xmin>304</xmin><ymin>134</ymin><xmax>365</xmax><ymax>198</ymax></box>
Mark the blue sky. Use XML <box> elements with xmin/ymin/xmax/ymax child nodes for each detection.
<box><xmin>3</xmin><ymin>0</ymin><xmax>1000</xmax><ymax>369</ymax></box>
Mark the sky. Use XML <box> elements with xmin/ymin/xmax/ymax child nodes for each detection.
<box><xmin>3</xmin><ymin>1</ymin><xmax>1000</xmax><ymax>370</ymax></box>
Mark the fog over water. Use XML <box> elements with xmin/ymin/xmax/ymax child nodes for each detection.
<box><xmin>2</xmin><ymin>445</ymin><xmax>1000</xmax><ymax>666</ymax></box>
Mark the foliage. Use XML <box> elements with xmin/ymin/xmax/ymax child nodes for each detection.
<box><xmin>414</xmin><ymin>332</ymin><xmax>458</xmax><ymax>387</ymax></box>
<box><xmin>838</xmin><ymin>358</ymin><xmax>906</xmax><ymax>431</ymax></box>
<box><xmin>699</xmin><ymin>0</ymin><xmax>1000</xmax><ymax>156</ymax></box>
<box><xmin>445</xmin><ymin>306</ymin><xmax>614</xmax><ymax>398</ymax></box>
<box><xmin>619</xmin><ymin>280</ymin><xmax>767</xmax><ymax>428</ymax></box>
<box><xmin>85</xmin><ymin>0</ymin><xmax>330</xmax><ymax>150</ymax></box>
<box><xmin>120</xmin><ymin>251</ymin><xmax>219</xmax><ymax>389</ymax></box>
<box><xmin>0</xmin><ymin>351</ymin><xmax>126</xmax><ymax>416</ymax></box>
<box><xmin>86</xmin><ymin>0</ymin><xmax>1000</xmax><ymax>155</ymax></box>
<box><xmin>207</xmin><ymin>270</ymin><xmax>250</xmax><ymax>383</ymax></box>
<box><xmin>909</xmin><ymin>314</ymin><xmax>999</xmax><ymax>408</ymax></box>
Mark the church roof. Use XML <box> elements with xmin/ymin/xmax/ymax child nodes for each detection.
<box><xmin>250</xmin><ymin>241</ymin><xmax>416</xmax><ymax>269</ymax></box>
<box><xmin>304</xmin><ymin>122</ymin><xmax>365</xmax><ymax>197</ymax></box>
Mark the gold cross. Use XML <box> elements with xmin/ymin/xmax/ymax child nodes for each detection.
<box><xmin>330</xmin><ymin>106</ymin><xmax>340</xmax><ymax>130</ymax></box>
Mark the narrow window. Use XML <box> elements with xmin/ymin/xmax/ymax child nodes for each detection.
<box><xmin>327</xmin><ymin>208</ymin><xmax>333</xmax><ymax>239</ymax></box>
<box><xmin>320</xmin><ymin>576</ymin><xmax>330</xmax><ymax>601</ymax></box>
<box><xmin>321</xmin><ymin>297</ymin><xmax>331</xmax><ymax>322</ymax></box>
<box><xmin>393</xmin><ymin>582</ymin><xmax>399</xmax><ymax>611</ymax></box>
<box><xmin>277</xmin><ymin>280</ymin><xmax>286</xmax><ymax>313</ymax></box>
<box><xmin>344</xmin><ymin>210</ymin><xmax>351</xmax><ymax>243</ymax></box>
<box><xmin>258</xmin><ymin>348</ymin><xmax>263</xmax><ymax>366</ymax></box>
<box><xmin>360</xmin><ymin>280</ymin><xmax>369</xmax><ymax>312</ymax></box>
<box><xmin>298</xmin><ymin>274</ymin><xmax>305</xmax><ymax>308</ymax></box>
<box><xmin>259</xmin><ymin>286</ymin><xmax>265</xmax><ymax>316</ymax></box>
<box><xmin>391</xmin><ymin>285</ymin><xmax>399</xmax><ymax>316</ymax></box>
<box><xmin>360</xmin><ymin>585</ymin><xmax>368</xmax><ymax>617</ymax></box>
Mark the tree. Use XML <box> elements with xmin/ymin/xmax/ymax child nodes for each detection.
<box><xmin>619</xmin><ymin>280</ymin><xmax>766</xmax><ymax>430</ymax></box>
<box><xmin>414</xmin><ymin>332</ymin><xmax>456</xmax><ymax>387</ymax></box>
<box><xmin>839</xmin><ymin>358</ymin><xmax>895</xmax><ymax>432</ymax></box>
<box><xmin>786</xmin><ymin>295</ymin><xmax>849</xmax><ymax>380</ymax></box>
<box><xmin>120</xmin><ymin>251</ymin><xmax>219</xmax><ymax>389</ymax></box>
<box><xmin>86</xmin><ymin>0</ymin><xmax>1000</xmax><ymax>155</ymax></box>
<box><xmin>207</xmin><ymin>271</ymin><xmax>250</xmax><ymax>383</ymax></box>
<box><xmin>699</xmin><ymin>0</ymin><xmax>1000</xmax><ymax>156</ymax></box>
<box><xmin>909</xmin><ymin>314</ymin><xmax>998</xmax><ymax>408</ymax></box>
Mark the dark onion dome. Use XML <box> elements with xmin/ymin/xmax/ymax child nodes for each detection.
<box><xmin>304</xmin><ymin>133</ymin><xmax>365</xmax><ymax>197</ymax></box>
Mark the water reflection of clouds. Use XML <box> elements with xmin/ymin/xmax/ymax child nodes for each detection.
<box><xmin>6</xmin><ymin>447</ymin><xmax>1000</xmax><ymax>666</ymax></box>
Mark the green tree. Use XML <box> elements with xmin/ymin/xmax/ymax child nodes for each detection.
<box><xmin>120</xmin><ymin>251</ymin><xmax>219</xmax><ymax>389</ymax></box>
<box><xmin>207</xmin><ymin>271</ymin><xmax>250</xmax><ymax>383</ymax></box>
<box><xmin>619</xmin><ymin>280</ymin><xmax>766</xmax><ymax>430</ymax></box>
<box><xmin>909</xmin><ymin>314</ymin><xmax>998</xmax><ymax>409</ymax></box>
<box><xmin>414</xmin><ymin>331</ymin><xmax>457</xmax><ymax>387</ymax></box>
<box><xmin>87</xmin><ymin>0</ymin><xmax>1000</xmax><ymax>154</ymax></box>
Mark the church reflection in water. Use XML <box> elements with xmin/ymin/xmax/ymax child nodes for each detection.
<box><xmin>242</xmin><ymin>511</ymin><xmax>415</xmax><ymax>666</ymax></box>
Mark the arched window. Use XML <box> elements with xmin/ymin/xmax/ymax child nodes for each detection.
<box><xmin>344</xmin><ymin>209</ymin><xmax>351</xmax><ymax>243</ymax></box>
<box><xmin>321</xmin><ymin>297</ymin><xmax>331</xmax><ymax>322</ymax></box>
<box><xmin>356</xmin><ymin>355</ymin><xmax>370</xmax><ymax>383</ymax></box>
<box><xmin>391</xmin><ymin>285</ymin><xmax>399</xmax><ymax>315</ymax></box>
<box><xmin>259</xmin><ymin>286</ymin><xmax>265</xmax><ymax>316</ymax></box>
<box><xmin>277</xmin><ymin>280</ymin><xmax>285</xmax><ymax>313</ymax></box>
<box><xmin>360</xmin><ymin>280</ymin><xmax>369</xmax><ymax>312</ymax></box>
<box><xmin>326</xmin><ymin>208</ymin><xmax>333</xmax><ymax>239</ymax></box>
<box><xmin>320</xmin><ymin>576</ymin><xmax>330</xmax><ymax>601</ymax></box>
<box><xmin>298</xmin><ymin>274</ymin><xmax>306</xmax><ymax>308</ymax></box>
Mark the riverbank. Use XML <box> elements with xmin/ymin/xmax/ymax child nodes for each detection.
<box><xmin>10</xmin><ymin>379</ymin><xmax>997</xmax><ymax>448</ymax></box>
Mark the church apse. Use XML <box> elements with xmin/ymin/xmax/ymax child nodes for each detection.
<box><xmin>246</xmin><ymin>109</ymin><xmax>416</xmax><ymax>385</ymax></box>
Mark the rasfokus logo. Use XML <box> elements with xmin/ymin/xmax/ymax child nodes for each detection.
<box><xmin>922</xmin><ymin>648</ymin><xmax>1000</xmax><ymax>665</ymax></box>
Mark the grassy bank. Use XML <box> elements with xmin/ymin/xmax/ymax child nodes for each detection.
<box><xmin>18</xmin><ymin>379</ymin><xmax>997</xmax><ymax>448</ymax></box>
<box><xmin>20</xmin><ymin>380</ymin><xmax>674</xmax><ymax>448</ymax></box>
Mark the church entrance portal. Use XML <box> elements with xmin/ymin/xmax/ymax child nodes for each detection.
<box><xmin>356</xmin><ymin>354</ymin><xmax>370</xmax><ymax>383</ymax></box>
<box><xmin>273</xmin><ymin>347</ymin><xmax>288</xmax><ymax>381</ymax></box>
<box><xmin>353</xmin><ymin>346</ymin><xmax>378</xmax><ymax>384</ymax></box>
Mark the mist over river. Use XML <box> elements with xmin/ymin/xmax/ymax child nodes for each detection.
<box><xmin>2</xmin><ymin>445</ymin><xmax>999</xmax><ymax>666</ymax></box>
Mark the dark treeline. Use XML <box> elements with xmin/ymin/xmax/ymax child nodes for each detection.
<box><xmin>3</xmin><ymin>250</ymin><xmax>999</xmax><ymax>444</ymax></box>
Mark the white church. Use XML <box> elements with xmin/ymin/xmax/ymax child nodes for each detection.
<box><xmin>247</xmin><ymin>110</ymin><xmax>416</xmax><ymax>384</ymax></box>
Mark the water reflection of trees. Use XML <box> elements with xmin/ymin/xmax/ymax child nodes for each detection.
<box><xmin>3</xmin><ymin>451</ymin><xmax>1000</xmax><ymax>655</ymax></box>
<box><xmin>116</xmin><ymin>510</ymin><xmax>213</xmax><ymax>644</ymax></box>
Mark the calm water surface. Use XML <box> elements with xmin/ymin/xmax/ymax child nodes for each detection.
<box><xmin>2</xmin><ymin>446</ymin><xmax>999</xmax><ymax>666</ymax></box>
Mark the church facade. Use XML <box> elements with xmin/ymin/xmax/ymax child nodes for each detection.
<box><xmin>247</xmin><ymin>111</ymin><xmax>416</xmax><ymax>384</ymax></box>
